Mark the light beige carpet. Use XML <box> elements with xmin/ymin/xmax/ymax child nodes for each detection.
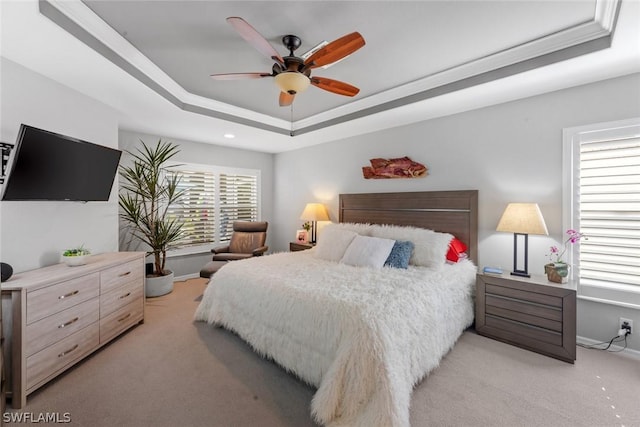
<box><xmin>6</xmin><ymin>278</ymin><xmax>640</xmax><ymax>427</ymax></box>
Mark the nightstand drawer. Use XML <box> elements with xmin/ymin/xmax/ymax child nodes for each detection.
<box><xmin>485</xmin><ymin>315</ymin><xmax>562</xmax><ymax>346</ymax></box>
<box><xmin>290</xmin><ymin>242</ymin><xmax>313</xmax><ymax>252</ymax></box>
<box><xmin>485</xmin><ymin>303</ymin><xmax>562</xmax><ymax>332</ymax></box>
<box><xmin>476</xmin><ymin>273</ymin><xmax>576</xmax><ymax>363</ymax></box>
<box><xmin>485</xmin><ymin>283</ymin><xmax>562</xmax><ymax>307</ymax></box>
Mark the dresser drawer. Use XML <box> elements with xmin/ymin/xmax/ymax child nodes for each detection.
<box><xmin>27</xmin><ymin>273</ymin><xmax>100</xmax><ymax>324</ymax></box>
<box><xmin>26</xmin><ymin>298</ymin><xmax>99</xmax><ymax>357</ymax></box>
<box><xmin>26</xmin><ymin>323</ymin><xmax>99</xmax><ymax>391</ymax></box>
<box><xmin>100</xmin><ymin>299</ymin><xmax>143</xmax><ymax>343</ymax></box>
<box><xmin>100</xmin><ymin>260</ymin><xmax>143</xmax><ymax>294</ymax></box>
<box><xmin>100</xmin><ymin>280</ymin><xmax>143</xmax><ymax>318</ymax></box>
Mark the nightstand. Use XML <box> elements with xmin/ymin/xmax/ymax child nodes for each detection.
<box><xmin>475</xmin><ymin>273</ymin><xmax>576</xmax><ymax>363</ymax></box>
<box><xmin>290</xmin><ymin>242</ymin><xmax>314</xmax><ymax>252</ymax></box>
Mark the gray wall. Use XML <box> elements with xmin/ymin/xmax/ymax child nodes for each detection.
<box><xmin>0</xmin><ymin>58</ymin><xmax>120</xmax><ymax>273</ymax></box>
<box><xmin>118</xmin><ymin>131</ymin><xmax>274</xmax><ymax>278</ymax></box>
<box><xmin>272</xmin><ymin>73</ymin><xmax>640</xmax><ymax>351</ymax></box>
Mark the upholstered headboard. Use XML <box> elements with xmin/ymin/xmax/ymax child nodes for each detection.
<box><xmin>339</xmin><ymin>190</ymin><xmax>478</xmax><ymax>265</ymax></box>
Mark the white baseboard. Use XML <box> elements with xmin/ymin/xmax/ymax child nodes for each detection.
<box><xmin>577</xmin><ymin>335</ymin><xmax>640</xmax><ymax>360</ymax></box>
<box><xmin>174</xmin><ymin>272</ymin><xmax>201</xmax><ymax>281</ymax></box>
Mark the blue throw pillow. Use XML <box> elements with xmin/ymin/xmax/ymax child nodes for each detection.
<box><xmin>384</xmin><ymin>240</ymin><xmax>414</xmax><ymax>269</ymax></box>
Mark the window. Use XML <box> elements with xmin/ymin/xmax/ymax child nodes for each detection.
<box><xmin>563</xmin><ymin>118</ymin><xmax>640</xmax><ymax>308</ymax></box>
<box><xmin>166</xmin><ymin>164</ymin><xmax>260</xmax><ymax>256</ymax></box>
<box><xmin>218</xmin><ymin>173</ymin><xmax>259</xmax><ymax>243</ymax></box>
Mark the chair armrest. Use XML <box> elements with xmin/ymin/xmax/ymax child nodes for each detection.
<box><xmin>211</xmin><ymin>245</ymin><xmax>230</xmax><ymax>254</ymax></box>
<box><xmin>252</xmin><ymin>246</ymin><xmax>269</xmax><ymax>256</ymax></box>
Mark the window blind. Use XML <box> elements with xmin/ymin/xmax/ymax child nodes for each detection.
<box><xmin>218</xmin><ymin>173</ymin><xmax>258</xmax><ymax>242</ymax></box>
<box><xmin>167</xmin><ymin>169</ymin><xmax>216</xmax><ymax>247</ymax></box>
<box><xmin>578</xmin><ymin>136</ymin><xmax>640</xmax><ymax>288</ymax></box>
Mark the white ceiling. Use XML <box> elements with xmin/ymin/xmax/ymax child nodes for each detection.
<box><xmin>1</xmin><ymin>0</ymin><xmax>639</xmax><ymax>153</ymax></box>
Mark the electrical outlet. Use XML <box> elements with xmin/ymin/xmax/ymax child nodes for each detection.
<box><xmin>619</xmin><ymin>317</ymin><xmax>633</xmax><ymax>335</ymax></box>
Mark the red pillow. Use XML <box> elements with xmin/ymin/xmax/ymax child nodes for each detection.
<box><xmin>446</xmin><ymin>237</ymin><xmax>468</xmax><ymax>263</ymax></box>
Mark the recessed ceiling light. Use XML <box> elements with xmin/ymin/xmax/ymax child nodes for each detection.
<box><xmin>223</xmin><ymin>133</ymin><xmax>235</xmax><ymax>139</ymax></box>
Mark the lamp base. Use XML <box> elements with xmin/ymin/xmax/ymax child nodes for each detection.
<box><xmin>510</xmin><ymin>270</ymin><xmax>530</xmax><ymax>278</ymax></box>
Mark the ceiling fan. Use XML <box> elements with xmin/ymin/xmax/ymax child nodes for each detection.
<box><xmin>210</xmin><ymin>17</ymin><xmax>365</xmax><ymax>107</ymax></box>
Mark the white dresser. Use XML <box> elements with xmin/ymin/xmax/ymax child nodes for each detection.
<box><xmin>1</xmin><ymin>252</ymin><xmax>145</xmax><ymax>408</ymax></box>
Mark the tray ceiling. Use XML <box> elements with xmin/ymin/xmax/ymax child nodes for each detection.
<box><xmin>2</xmin><ymin>1</ymin><xmax>638</xmax><ymax>152</ymax></box>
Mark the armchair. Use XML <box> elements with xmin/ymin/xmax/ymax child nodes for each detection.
<box><xmin>199</xmin><ymin>221</ymin><xmax>268</xmax><ymax>278</ymax></box>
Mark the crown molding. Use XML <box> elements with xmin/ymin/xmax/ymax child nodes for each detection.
<box><xmin>40</xmin><ymin>0</ymin><xmax>620</xmax><ymax>137</ymax></box>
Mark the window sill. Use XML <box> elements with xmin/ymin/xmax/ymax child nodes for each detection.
<box><xmin>166</xmin><ymin>246</ymin><xmax>212</xmax><ymax>258</ymax></box>
<box><xmin>578</xmin><ymin>282</ymin><xmax>640</xmax><ymax>310</ymax></box>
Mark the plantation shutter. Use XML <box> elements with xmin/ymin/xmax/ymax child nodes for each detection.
<box><xmin>218</xmin><ymin>173</ymin><xmax>259</xmax><ymax>242</ymax></box>
<box><xmin>577</xmin><ymin>136</ymin><xmax>640</xmax><ymax>288</ymax></box>
<box><xmin>167</xmin><ymin>169</ymin><xmax>216</xmax><ymax>247</ymax></box>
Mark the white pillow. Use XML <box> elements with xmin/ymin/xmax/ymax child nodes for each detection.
<box><xmin>340</xmin><ymin>235</ymin><xmax>396</xmax><ymax>269</ymax></box>
<box><xmin>314</xmin><ymin>225</ymin><xmax>358</xmax><ymax>262</ymax></box>
<box><xmin>369</xmin><ymin>224</ymin><xmax>453</xmax><ymax>268</ymax></box>
<box><xmin>327</xmin><ymin>222</ymin><xmax>373</xmax><ymax>236</ymax></box>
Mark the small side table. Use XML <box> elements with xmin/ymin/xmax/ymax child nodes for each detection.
<box><xmin>475</xmin><ymin>272</ymin><xmax>577</xmax><ymax>363</ymax></box>
<box><xmin>290</xmin><ymin>242</ymin><xmax>313</xmax><ymax>252</ymax></box>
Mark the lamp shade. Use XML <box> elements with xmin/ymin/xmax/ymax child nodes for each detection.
<box><xmin>274</xmin><ymin>72</ymin><xmax>310</xmax><ymax>95</ymax></box>
<box><xmin>496</xmin><ymin>203</ymin><xmax>549</xmax><ymax>235</ymax></box>
<box><xmin>300</xmin><ymin>203</ymin><xmax>330</xmax><ymax>221</ymax></box>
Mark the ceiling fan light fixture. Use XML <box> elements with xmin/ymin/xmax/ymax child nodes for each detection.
<box><xmin>274</xmin><ymin>72</ymin><xmax>310</xmax><ymax>95</ymax></box>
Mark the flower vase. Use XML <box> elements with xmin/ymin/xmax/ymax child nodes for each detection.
<box><xmin>545</xmin><ymin>262</ymin><xmax>569</xmax><ymax>283</ymax></box>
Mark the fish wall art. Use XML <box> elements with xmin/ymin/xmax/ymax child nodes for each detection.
<box><xmin>362</xmin><ymin>156</ymin><xmax>428</xmax><ymax>179</ymax></box>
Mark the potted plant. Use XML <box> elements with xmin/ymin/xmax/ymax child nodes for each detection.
<box><xmin>62</xmin><ymin>245</ymin><xmax>91</xmax><ymax>266</ymax></box>
<box><xmin>545</xmin><ymin>229</ymin><xmax>586</xmax><ymax>283</ymax></box>
<box><xmin>118</xmin><ymin>140</ymin><xmax>185</xmax><ymax>297</ymax></box>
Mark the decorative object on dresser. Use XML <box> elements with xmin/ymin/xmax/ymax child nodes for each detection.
<box><xmin>361</xmin><ymin>156</ymin><xmax>428</xmax><ymax>179</ymax></box>
<box><xmin>118</xmin><ymin>140</ymin><xmax>185</xmax><ymax>297</ymax></box>
<box><xmin>61</xmin><ymin>246</ymin><xmax>91</xmax><ymax>267</ymax></box>
<box><xmin>476</xmin><ymin>272</ymin><xmax>576</xmax><ymax>363</ymax></box>
<box><xmin>0</xmin><ymin>262</ymin><xmax>12</xmax><ymax>282</ymax></box>
<box><xmin>1</xmin><ymin>252</ymin><xmax>145</xmax><ymax>408</ymax></box>
<box><xmin>299</xmin><ymin>203</ymin><xmax>329</xmax><ymax>244</ymax></box>
<box><xmin>289</xmin><ymin>242</ymin><xmax>313</xmax><ymax>252</ymax></box>
<box><xmin>496</xmin><ymin>203</ymin><xmax>549</xmax><ymax>278</ymax></box>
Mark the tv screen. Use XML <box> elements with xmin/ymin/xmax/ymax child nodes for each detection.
<box><xmin>1</xmin><ymin>124</ymin><xmax>122</xmax><ymax>201</ymax></box>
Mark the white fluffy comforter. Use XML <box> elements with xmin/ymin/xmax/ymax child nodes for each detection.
<box><xmin>194</xmin><ymin>251</ymin><xmax>477</xmax><ymax>427</ymax></box>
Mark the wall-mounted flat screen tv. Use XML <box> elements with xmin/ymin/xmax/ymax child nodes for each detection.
<box><xmin>1</xmin><ymin>124</ymin><xmax>122</xmax><ymax>201</ymax></box>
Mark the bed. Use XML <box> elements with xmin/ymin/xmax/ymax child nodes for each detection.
<box><xmin>195</xmin><ymin>190</ymin><xmax>478</xmax><ymax>427</ymax></box>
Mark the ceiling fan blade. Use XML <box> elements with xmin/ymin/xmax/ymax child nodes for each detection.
<box><xmin>210</xmin><ymin>72</ymin><xmax>271</xmax><ymax>80</ymax></box>
<box><xmin>279</xmin><ymin>92</ymin><xmax>295</xmax><ymax>107</ymax></box>
<box><xmin>304</xmin><ymin>32</ymin><xmax>365</xmax><ymax>69</ymax></box>
<box><xmin>310</xmin><ymin>77</ymin><xmax>360</xmax><ymax>97</ymax></box>
<box><xmin>227</xmin><ymin>17</ymin><xmax>284</xmax><ymax>63</ymax></box>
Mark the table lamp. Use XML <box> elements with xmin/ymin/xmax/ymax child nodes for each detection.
<box><xmin>300</xmin><ymin>203</ymin><xmax>330</xmax><ymax>244</ymax></box>
<box><xmin>496</xmin><ymin>203</ymin><xmax>548</xmax><ymax>277</ymax></box>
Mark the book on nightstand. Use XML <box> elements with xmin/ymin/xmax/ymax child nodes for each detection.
<box><xmin>482</xmin><ymin>266</ymin><xmax>503</xmax><ymax>276</ymax></box>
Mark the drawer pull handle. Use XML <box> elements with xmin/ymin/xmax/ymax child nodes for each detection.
<box><xmin>119</xmin><ymin>292</ymin><xmax>131</xmax><ymax>300</ymax></box>
<box><xmin>58</xmin><ymin>344</ymin><xmax>78</xmax><ymax>358</ymax></box>
<box><xmin>118</xmin><ymin>313</ymin><xmax>132</xmax><ymax>323</ymax></box>
<box><xmin>58</xmin><ymin>317</ymin><xmax>79</xmax><ymax>329</ymax></box>
<box><xmin>118</xmin><ymin>271</ymin><xmax>131</xmax><ymax>277</ymax></box>
<box><xmin>58</xmin><ymin>290</ymin><xmax>79</xmax><ymax>300</ymax></box>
